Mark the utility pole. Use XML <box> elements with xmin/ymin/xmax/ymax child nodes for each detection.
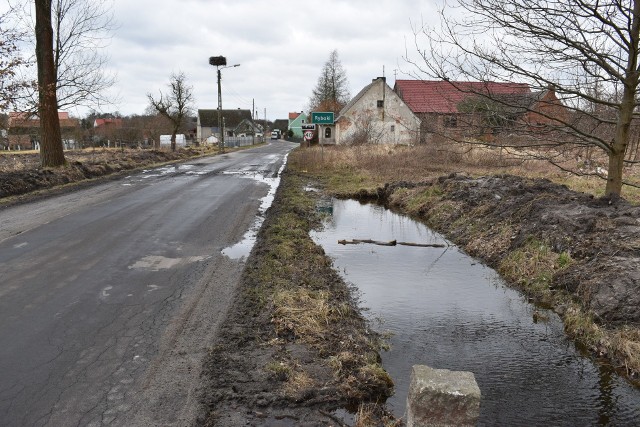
<box><xmin>217</xmin><ymin>68</ymin><xmax>223</xmax><ymax>152</ymax></box>
<box><xmin>209</xmin><ymin>56</ymin><xmax>240</xmax><ymax>152</ymax></box>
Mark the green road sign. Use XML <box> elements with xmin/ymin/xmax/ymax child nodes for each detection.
<box><xmin>311</xmin><ymin>112</ymin><xmax>334</xmax><ymax>124</ymax></box>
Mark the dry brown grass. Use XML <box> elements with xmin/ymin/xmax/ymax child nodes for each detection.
<box><xmin>498</xmin><ymin>238</ymin><xmax>573</xmax><ymax>303</ymax></box>
<box><xmin>289</xmin><ymin>142</ymin><xmax>640</xmax><ymax>203</ymax></box>
<box><xmin>610</xmin><ymin>327</ymin><xmax>640</xmax><ymax>375</ymax></box>
<box><xmin>291</xmin><ymin>142</ymin><xmax>640</xmax><ymax>382</ymax></box>
<box><xmin>354</xmin><ymin>403</ymin><xmax>403</xmax><ymax>427</ymax></box>
<box><xmin>271</xmin><ymin>288</ymin><xmax>331</xmax><ymax>344</ymax></box>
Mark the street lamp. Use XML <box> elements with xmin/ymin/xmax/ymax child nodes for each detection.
<box><xmin>209</xmin><ymin>56</ymin><xmax>240</xmax><ymax>152</ymax></box>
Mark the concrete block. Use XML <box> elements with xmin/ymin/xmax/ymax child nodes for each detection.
<box><xmin>406</xmin><ymin>365</ymin><xmax>481</xmax><ymax>427</ymax></box>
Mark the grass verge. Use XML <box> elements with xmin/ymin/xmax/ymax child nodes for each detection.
<box><xmin>246</xmin><ymin>171</ymin><xmax>393</xmax><ymax>401</ymax></box>
<box><xmin>202</xmin><ymin>168</ymin><xmax>396</xmax><ymax>425</ymax></box>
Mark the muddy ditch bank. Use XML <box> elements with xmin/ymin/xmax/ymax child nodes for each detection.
<box><xmin>0</xmin><ymin>147</ymin><xmax>217</xmax><ymax>201</ymax></box>
<box><xmin>198</xmin><ymin>171</ymin><xmax>396</xmax><ymax>426</ymax></box>
<box><xmin>353</xmin><ymin>173</ymin><xmax>640</xmax><ymax>382</ymax></box>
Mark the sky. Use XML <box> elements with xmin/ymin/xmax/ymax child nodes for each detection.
<box><xmin>85</xmin><ymin>0</ymin><xmax>440</xmax><ymax>121</ymax></box>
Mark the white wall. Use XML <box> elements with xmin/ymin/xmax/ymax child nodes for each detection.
<box><xmin>159</xmin><ymin>134</ymin><xmax>186</xmax><ymax>146</ymax></box>
<box><xmin>336</xmin><ymin>78</ymin><xmax>420</xmax><ymax>145</ymax></box>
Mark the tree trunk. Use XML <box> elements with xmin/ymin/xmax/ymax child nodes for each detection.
<box><xmin>605</xmin><ymin>0</ymin><xmax>640</xmax><ymax>197</ymax></box>
<box><xmin>35</xmin><ymin>0</ymin><xmax>65</xmax><ymax>168</ymax></box>
<box><xmin>607</xmin><ymin>93</ymin><xmax>634</xmax><ymax>197</ymax></box>
<box><xmin>606</xmin><ymin>145</ymin><xmax>625</xmax><ymax>197</ymax></box>
<box><xmin>170</xmin><ymin>130</ymin><xmax>176</xmax><ymax>152</ymax></box>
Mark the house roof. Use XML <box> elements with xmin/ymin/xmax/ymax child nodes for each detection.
<box><xmin>289</xmin><ymin>112</ymin><xmax>301</xmax><ymax>120</ymax></box>
<box><xmin>9</xmin><ymin>111</ymin><xmax>78</xmax><ymax>128</ymax></box>
<box><xmin>491</xmin><ymin>91</ymin><xmax>548</xmax><ymax>115</ymax></box>
<box><xmin>199</xmin><ymin>109</ymin><xmax>253</xmax><ymax>128</ymax></box>
<box><xmin>394</xmin><ymin>80</ymin><xmax>531</xmax><ymax>114</ymax></box>
<box><xmin>338</xmin><ymin>78</ymin><xmax>382</xmax><ymax>119</ymax></box>
<box><xmin>288</xmin><ymin>113</ymin><xmax>307</xmax><ymax>127</ymax></box>
<box><xmin>233</xmin><ymin>118</ymin><xmax>261</xmax><ymax>134</ymax></box>
<box><xmin>94</xmin><ymin>118</ymin><xmax>123</xmax><ymax>128</ymax></box>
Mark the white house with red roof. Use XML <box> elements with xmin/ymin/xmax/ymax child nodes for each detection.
<box><xmin>335</xmin><ymin>77</ymin><xmax>420</xmax><ymax>145</ymax></box>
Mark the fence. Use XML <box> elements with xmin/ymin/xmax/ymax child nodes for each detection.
<box><xmin>223</xmin><ymin>136</ymin><xmax>263</xmax><ymax>148</ymax></box>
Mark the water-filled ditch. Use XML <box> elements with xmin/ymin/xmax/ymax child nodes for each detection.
<box><xmin>311</xmin><ymin>199</ymin><xmax>640</xmax><ymax>426</ymax></box>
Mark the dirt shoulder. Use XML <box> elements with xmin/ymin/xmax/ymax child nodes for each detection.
<box><xmin>197</xmin><ymin>171</ymin><xmax>395</xmax><ymax>426</ymax></box>
<box><xmin>0</xmin><ymin>147</ymin><xmax>221</xmax><ymax>204</ymax></box>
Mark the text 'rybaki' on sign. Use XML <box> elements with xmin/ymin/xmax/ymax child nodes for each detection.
<box><xmin>311</xmin><ymin>112</ymin><xmax>334</xmax><ymax>124</ymax></box>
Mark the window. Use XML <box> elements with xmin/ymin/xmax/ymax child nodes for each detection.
<box><xmin>325</xmin><ymin>127</ymin><xmax>332</xmax><ymax>138</ymax></box>
<box><xmin>377</xmin><ymin>100</ymin><xmax>384</xmax><ymax>108</ymax></box>
<box><xmin>390</xmin><ymin>125</ymin><xmax>395</xmax><ymax>132</ymax></box>
<box><xmin>444</xmin><ymin>115</ymin><xmax>457</xmax><ymax>128</ymax></box>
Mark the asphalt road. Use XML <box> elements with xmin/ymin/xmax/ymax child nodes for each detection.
<box><xmin>0</xmin><ymin>141</ymin><xmax>296</xmax><ymax>426</ymax></box>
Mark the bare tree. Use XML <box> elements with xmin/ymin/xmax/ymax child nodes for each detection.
<box><xmin>142</xmin><ymin>106</ymin><xmax>173</xmax><ymax>149</ymax></box>
<box><xmin>344</xmin><ymin>113</ymin><xmax>386</xmax><ymax>146</ymax></box>
<box><xmin>147</xmin><ymin>72</ymin><xmax>194</xmax><ymax>152</ymax></box>
<box><xmin>35</xmin><ymin>0</ymin><xmax>65</xmax><ymax>167</ymax></box>
<box><xmin>10</xmin><ymin>0</ymin><xmax>116</xmax><ymax>112</ymax></box>
<box><xmin>410</xmin><ymin>0</ymin><xmax>640</xmax><ymax>198</ymax></box>
<box><xmin>52</xmin><ymin>0</ymin><xmax>116</xmax><ymax>110</ymax></box>
<box><xmin>309</xmin><ymin>49</ymin><xmax>350</xmax><ymax>114</ymax></box>
<box><xmin>0</xmin><ymin>8</ymin><xmax>31</xmax><ymax>112</ymax></box>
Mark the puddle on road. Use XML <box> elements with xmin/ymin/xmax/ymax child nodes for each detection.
<box><xmin>128</xmin><ymin>255</ymin><xmax>208</xmax><ymax>271</ymax></box>
<box><xmin>122</xmin><ymin>164</ymin><xmax>207</xmax><ymax>185</ymax></box>
<box><xmin>221</xmin><ymin>154</ymin><xmax>289</xmax><ymax>260</ymax></box>
<box><xmin>312</xmin><ymin>199</ymin><xmax>640</xmax><ymax>426</ymax></box>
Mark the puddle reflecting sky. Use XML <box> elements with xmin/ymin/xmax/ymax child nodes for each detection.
<box><xmin>221</xmin><ymin>154</ymin><xmax>288</xmax><ymax>260</ymax></box>
<box><xmin>312</xmin><ymin>199</ymin><xmax>640</xmax><ymax>426</ymax></box>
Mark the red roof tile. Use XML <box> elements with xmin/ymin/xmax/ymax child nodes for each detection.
<box><xmin>8</xmin><ymin>111</ymin><xmax>75</xmax><ymax>127</ymax></box>
<box><xmin>288</xmin><ymin>112</ymin><xmax>301</xmax><ymax>120</ymax></box>
<box><xmin>94</xmin><ymin>118</ymin><xmax>123</xmax><ymax>128</ymax></box>
<box><xmin>394</xmin><ymin>80</ymin><xmax>531</xmax><ymax>114</ymax></box>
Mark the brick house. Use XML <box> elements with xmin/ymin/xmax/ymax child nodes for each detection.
<box><xmin>336</xmin><ymin>77</ymin><xmax>420</xmax><ymax>145</ymax></box>
<box><xmin>7</xmin><ymin>112</ymin><xmax>80</xmax><ymax>150</ymax></box>
<box><xmin>393</xmin><ymin>80</ymin><xmax>568</xmax><ymax>143</ymax></box>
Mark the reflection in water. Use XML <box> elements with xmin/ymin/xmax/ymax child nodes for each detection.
<box><xmin>312</xmin><ymin>199</ymin><xmax>640</xmax><ymax>426</ymax></box>
<box><xmin>221</xmin><ymin>154</ymin><xmax>289</xmax><ymax>260</ymax></box>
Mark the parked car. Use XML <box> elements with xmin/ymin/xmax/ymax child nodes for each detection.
<box><xmin>270</xmin><ymin>131</ymin><xmax>280</xmax><ymax>140</ymax></box>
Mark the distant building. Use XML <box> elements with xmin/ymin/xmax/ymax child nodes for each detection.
<box><xmin>7</xmin><ymin>112</ymin><xmax>80</xmax><ymax>150</ymax></box>
<box><xmin>93</xmin><ymin>118</ymin><xmax>123</xmax><ymax>128</ymax></box>
<box><xmin>197</xmin><ymin>109</ymin><xmax>260</xmax><ymax>142</ymax></box>
<box><xmin>288</xmin><ymin>112</ymin><xmax>308</xmax><ymax>138</ymax></box>
<box><xmin>272</xmin><ymin>119</ymin><xmax>289</xmax><ymax>136</ymax></box>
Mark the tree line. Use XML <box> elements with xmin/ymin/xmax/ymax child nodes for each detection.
<box><xmin>4</xmin><ymin>1</ymin><xmax>640</xmax><ymax>197</ymax></box>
